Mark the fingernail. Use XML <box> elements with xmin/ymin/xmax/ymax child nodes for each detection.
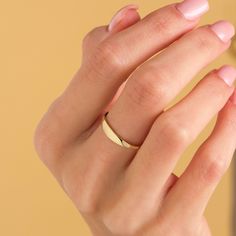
<box><xmin>210</xmin><ymin>20</ymin><xmax>235</xmax><ymax>43</ymax></box>
<box><xmin>230</xmin><ymin>89</ymin><xmax>236</xmax><ymax>105</ymax></box>
<box><xmin>217</xmin><ymin>65</ymin><xmax>236</xmax><ymax>87</ymax></box>
<box><xmin>108</xmin><ymin>4</ymin><xmax>139</xmax><ymax>32</ymax></box>
<box><xmin>176</xmin><ymin>0</ymin><xmax>209</xmax><ymax>20</ymax></box>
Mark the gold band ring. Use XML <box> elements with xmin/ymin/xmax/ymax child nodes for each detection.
<box><xmin>101</xmin><ymin>112</ymin><xmax>140</xmax><ymax>150</ymax></box>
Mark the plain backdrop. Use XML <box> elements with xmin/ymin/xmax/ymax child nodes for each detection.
<box><xmin>0</xmin><ymin>0</ymin><xmax>235</xmax><ymax>235</ymax></box>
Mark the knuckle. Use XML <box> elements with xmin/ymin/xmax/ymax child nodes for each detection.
<box><xmin>156</xmin><ymin>114</ymin><xmax>191</xmax><ymax>149</ymax></box>
<box><xmin>195</xmin><ymin>33</ymin><xmax>211</xmax><ymax>51</ymax></box>
<box><xmin>34</xmin><ymin>122</ymin><xmax>47</xmax><ymax>156</ymax></box>
<box><xmin>95</xmin><ymin>40</ymin><xmax>126</xmax><ymax>71</ymax></box>
<box><xmin>85</xmin><ymin>39</ymin><xmax>126</xmax><ymax>82</ymax></box>
<box><xmin>128</xmin><ymin>66</ymin><xmax>170</xmax><ymax>108</ymax></box>
<box><xmin>34</xmin><ymin>125</ymin><xmax>57</xmax><ymax>167</ymax></box>
<box><xmin>192</xmin><ymin>27</ymin><xmax>221</xmax><ymax>55</ymax></box>
<box><xmin>144</xmin><ymin>7</ymin><xmax>177</xmax><ymax>37</ymax></box>
<box><xmin>33</xmin><ymin>98</ymin><xmax>65</xmax><ymax>165</ymax></box>
<box><xmin>82</xmin><ymin>26</ymin><xmax>100</xmax><ymax>47</ymax></box>
<box><xmin>34</xmin><ymin>116</ymin><xmax>53</xmax><ymax>161</ymax></box>
<box><xmin>199</xmin><ymin>153</ymin><xmax>228</xmax><ymax>183</ymax></box>
<box><xmin>150</xmin><ymin>14</ymin><xmax>172</xmax><ymax>34</ymax></box>
<box><xmin>34</xmin><ymin>124</ymin><xmax>46</xmax><ymax>160</ymax></box>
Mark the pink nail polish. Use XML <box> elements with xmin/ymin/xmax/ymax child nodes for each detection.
<box><xmin>217</xmin><ymin>65</ymin><xmax>236</xmax><ymax>87</ymax></box>
<box><xmin>230</xmin><ymin>89</ymin><xmax>236</xmax><ymax>105</ymax></box>
<box><xmin>176</xmin><ymin>0</ymin><xmax>209</xmax><ymax>20</ymax></box>
<box><xmin>108</xmin><ymin>4</ymin><xmax>139</xmax><ymax>32</ymax></box>
<box><xmin>210</xmin><ymin>20</ymin><xmax>235</xmax><ymax>43</ymax></box>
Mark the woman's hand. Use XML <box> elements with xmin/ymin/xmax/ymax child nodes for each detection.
<box><xmin>34</xmin><ymin>0</ymin><xmax>236</xmax><ymax>235</ymax></box>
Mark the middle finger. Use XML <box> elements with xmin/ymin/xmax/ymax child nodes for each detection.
<box><xmin>105</xmin><ymin>20</ymin><xmax>234</xmax><ymax>151</ymax></box>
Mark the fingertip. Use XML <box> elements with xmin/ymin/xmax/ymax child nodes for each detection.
<box><xmin>216</xmin><ymin>65</ymin><xmax>236</xmax><ymax>87</ymax></box>
<box><xmin>108</xmin><ymin>4</ymin><xmax>141</xmax><ymax>33</ymax></box>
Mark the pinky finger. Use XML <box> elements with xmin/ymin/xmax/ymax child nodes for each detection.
<box><xmin>162</xmin><ymin>89</ymin><xmax>236</xmax><ymax>221</ymax></box>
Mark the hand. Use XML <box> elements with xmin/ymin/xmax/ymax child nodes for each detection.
<box><xmin>34</xmin><ymin>1</ymin><xmax>236</xmax><ymax>235</ymax></box>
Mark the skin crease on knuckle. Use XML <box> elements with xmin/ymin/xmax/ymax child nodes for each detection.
<box><xmin>33</xmin><ymin>0</ymin><xmax>236</xmax><ymax>235</ymax></box>
<box><xmin>127</xmin><ymin>66</ymin><xmax>171</xmax><ymax>109</ymax></box>
<box><xmin>199</xmin><ymin>153</ymin><xmax>229</xmax><ymax>184</ymax></box>
<box><xmin>144</xmin><ymin>6</ymin><xmax>178</xmax><ymax>39</ymax></box>
<box><xmin>142</xmin><ymin>4</ymin><xmax>198</xmax><ymax>43</ymax></box>
<box><xmin>88</xmin><ymin>39</ymin><xmax>128</xmax><ymax>80</ymax></box>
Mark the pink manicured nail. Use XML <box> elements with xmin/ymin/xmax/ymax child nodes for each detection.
<box><xmin>230</xmin><ymin>89</ymin><xmax>236</xmax><ymax>105</ymax></box>
<box><xmin>217</xmin><ymin>65</ymin><xmax>236</xmax><ymax>87</ymax></box>
<box><xmin>108</xmin><ymin>4</ymin><xmax>139</xmax><ymax>32</ymax></box>
<box><xmin>176</xmin><ymin>0</ymin><xmax>209</xmax><ymax>20</ymax></box>
<box><xmin>210</xmin><ymin>20</ymin><xmax>235</xmax><ymax>43</ymax></box>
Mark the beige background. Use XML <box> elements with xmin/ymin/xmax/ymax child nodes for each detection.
<box><xmin>1</xmin><ymin>0</ymin><xmax>235</xmax><ymax>235</ymax></box>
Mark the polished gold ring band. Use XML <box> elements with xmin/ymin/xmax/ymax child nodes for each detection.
<box><xmin>101</xmin><ymin>112</ymin><xmax>140</xmax><ymax>150</ymax></box>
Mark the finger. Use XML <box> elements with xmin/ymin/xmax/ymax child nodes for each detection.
<box><xmin>162</xmin><ymin>89</ymin><xmax>236</xmax><ymax>221</ymax></box>
<box><xmin>101</xmin><ymin>4</ymin><xmax>141</xmax><ymax>112</ymax></box>
<box><xmin>107</xmin><ymin>4</ymin><xmax>140</xmax><ymax>34</ymax></box>
<box><xmin>106</xmin><ymin>20</ymin><xmax>235</xmax><ymax>151</ymax></box>
<box><xmin>56</xmin><ymin>1</ymin><xmax>206</xmax><ymax>142</ymax></box>
<box><xmin>94</xmin><ymin>5</ymin><xmax>141</xmax><ymax>113</ymax></box>
<box><xmin>35</xmin><ymin>4</ymin><xmax>141</xmax><ymax>156</ymax></box>
<box><xmin>119</xmin><ymin>66</ymin><xmax>235</xmax><ymax>226</ymax></box>
<box><xmin>82</xmin><ymin>4</ymin><xmax>141</xmax><ymax>58</ymax></box>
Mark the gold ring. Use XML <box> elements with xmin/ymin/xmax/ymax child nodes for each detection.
<box><xmin>101</xmin><ymin>112</ymin><xmax>140</xmax><ymax>150</ymax></box>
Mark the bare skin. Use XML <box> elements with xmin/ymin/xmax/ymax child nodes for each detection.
<box><xmin>34</xmin><ymin>1</ymin><xmax>236</xmax><ymax>235</ymax></box>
